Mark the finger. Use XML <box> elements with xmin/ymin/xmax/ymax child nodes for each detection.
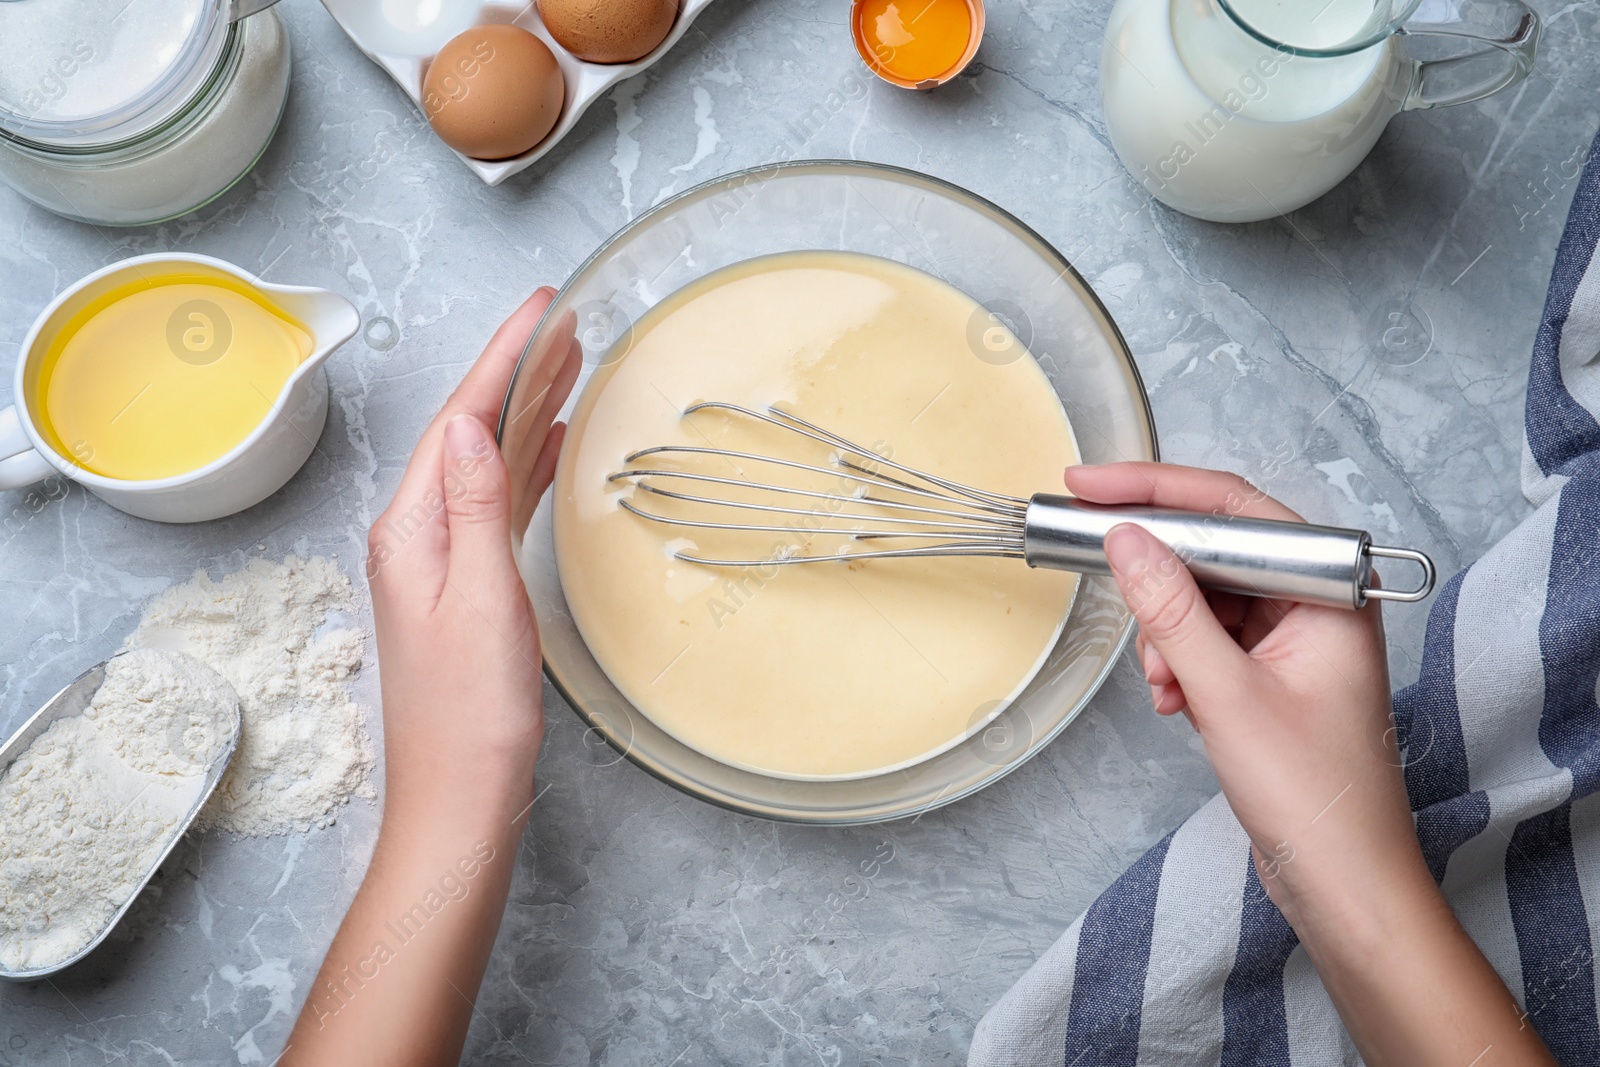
<box><xmin>1206</xmin><ymin>589</ymin><xmax>1251</xmax><ymax>637</ymax></box>
<box><xmin>1209</xmin><ymin>572</ymin><xmax>1303</xmax><ymax>643</ymax></box>
<box><xmin>392</xmin><ymin>288</ymin><xmax>557</xmax><ymax>514</ymax></box>
<box><xmin>508</xmin><ymin>333</ymin><xmax>581</xmax><ymax>535</ymax></box>
<box><xmin>1136</xmin><ymin>636</ymin><xmax>1176</xmax><ymax>687</ymax></box>
<box><xmin>1153</xmin><ymin>683</ymin><xmax>1189</xmax><ymax>716</ymax></box>
<box><xmin>368</xmin><ymin>462</ymin><xmax>454</xmax><ymax>593</ymax></box>
<box><xmin>1064</xmin><ymin>462</ymin><xmax>1304</xmax><ymax>523</ymax></box>
<box><xmin>441</xmin><ymin>414</ymin><xmax>517</xmax><ymax>596</ymax></box>
<box><xmin>526</xmin><ymin>422</ymin><xmax>566</xmax><ymax>506</ymax></box>
<box><xmin>1104</xmin><ymin>522</ymin><xmax>1252</xmax><ymax>711</ymax></box>
<box><xmin>509</xmin><ymin>421</ymin><xmax>568</xmax><ymax>541</ymax></box>
<box><xmin>1240</xmin><ymin>597</ymin><xmax>1290</xmax><ymax>651</ymax></box>
<box><xmin>447</xmin><ymin>287</ymin><xmax>558</xmax><ymax>427</ymax></box>
<box><xmin>367</xmin><ymin>491</ymin><xmax>448</xmax><ymax>594</ymax></box>
<box><xmin>1147</xmin><ymin>679</ymin><xmax>1187</xmax><ymax>714</ymax></box>
<box><xmin>503</xmin><ymin>313</ymin><xmax>579</xmax><ymax>469</ymax></box>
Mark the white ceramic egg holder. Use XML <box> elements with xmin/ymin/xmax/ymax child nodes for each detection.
<box><xmin>322</xmin><ymin>0</ymin><xmax>719</xmax><ymax>186</ymax></box>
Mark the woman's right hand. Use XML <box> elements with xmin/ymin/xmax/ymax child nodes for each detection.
<box><xmin>1068</xmin><ymin>462</ymin><xmax>1553</xmax><ymax>1067</ymax></box>
<box><xmin>1065</xmin><ymin>462</ymin><xmax>1418</xmax><ymax>926</ymax></box>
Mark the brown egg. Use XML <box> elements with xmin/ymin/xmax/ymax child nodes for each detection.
<box><xmin>423</xmin><ymin>25</ymin><xmax>565</xmax><ymax>160</ymax></box>
<box><xmin>537</xmin><ymin>0</ymin><xmax>679</xmax><ymax>64</ymax></box>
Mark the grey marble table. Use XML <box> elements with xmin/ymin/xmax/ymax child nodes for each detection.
<box><xmin>1</xmin><ymin>0</ymin><xmax>1595</xmax><ymax>1062</ymax></box>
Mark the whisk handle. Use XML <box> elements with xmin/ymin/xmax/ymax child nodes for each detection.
<box><xmin>1022</xmin><ymin>495</ymin><xmax>1436</xmax><ymax>610</ymax></box>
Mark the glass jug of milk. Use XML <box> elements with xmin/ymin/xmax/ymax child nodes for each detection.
<box><xmin>1102</xmin><ymin>0</ymin><xmax>1540</xmax><ymax>222</ymax></box>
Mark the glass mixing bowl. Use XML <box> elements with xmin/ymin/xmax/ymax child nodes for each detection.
<box><xmin>498</xmin><ymin>160</ymin><xmax>1156</xmax><ymax>824</ymax></box>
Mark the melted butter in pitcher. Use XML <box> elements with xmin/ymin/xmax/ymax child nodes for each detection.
<box><xmin>34</xmin><ymin>273</ymin><xmax>314</xmax><ymax>481</ymax></box>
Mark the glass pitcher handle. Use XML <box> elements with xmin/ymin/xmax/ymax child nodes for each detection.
<box><xmin>1400</xmin><ymin>0</ymin><xmax>1541</xmax><ymax>111</ymax></box>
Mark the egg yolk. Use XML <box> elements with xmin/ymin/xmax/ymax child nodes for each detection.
<box><xmin>854</xmin><ymin>0</ymin><xmax>974</xmax><ymax>86</ymax></box>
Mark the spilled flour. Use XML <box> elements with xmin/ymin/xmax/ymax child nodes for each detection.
<box><xmin>0</xmin><ymin>650</ymin><xmax>236</xmax><ymax>971</ymax></box>
<box><xmin>126</xmin><ymin>556</ymin><xmax>375</xmax><ymax>836</ymax></box>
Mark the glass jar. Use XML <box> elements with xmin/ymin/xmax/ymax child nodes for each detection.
<box><xmin>0</xmin><ymin>0</ymin><xmax>291</xmax><ymax>227</ymax></box>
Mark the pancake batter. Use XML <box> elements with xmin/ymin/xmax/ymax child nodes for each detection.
<box><xmin>552</xmin><ymin>252</ymin><xmax>1079</xmax><ymax>779</ymax></box>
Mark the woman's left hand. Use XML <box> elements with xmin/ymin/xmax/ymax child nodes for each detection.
<box><xmin>365</xmin><ymin>287</ymin><xmax>578</xmax><ymax>833</ymax></box>
<box><xmin>284</xmin><ymin>287</ymin><xmax>577</xmax><ymax>1067</ymax></box>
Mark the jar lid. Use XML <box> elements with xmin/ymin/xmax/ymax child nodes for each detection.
<box><xmin>0</xmin><ymin>0</ymin><xmax>228</xmax><ymax>144</ymax></box>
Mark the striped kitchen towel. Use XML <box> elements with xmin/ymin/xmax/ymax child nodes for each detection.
<box><xmin>970</xmin><ymin>128</ymin><xmax>1600</xmax><ymax>1067</ymax></box>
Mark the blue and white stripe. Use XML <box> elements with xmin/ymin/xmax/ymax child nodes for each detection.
<box><xmin>971</xmin><ymin>130</ymin><xmax>1600</xmax><ymax>1067</ymax></box>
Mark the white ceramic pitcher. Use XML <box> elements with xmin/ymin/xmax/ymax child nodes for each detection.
<box><xmin>0</xmin><ymin>254</ymin><xmax>357</xmax><ymax>523</ymax></box>
<box><xmin>1102</xmin><ymin>0</ymin><xmax>1540</xmax><ymax>223</ymax></box>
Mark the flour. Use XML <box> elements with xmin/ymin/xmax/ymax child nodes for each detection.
<box><xmin>84</xmin><ymin>648</ymin><xmax>237</xmax><ymax>777</ymax></box>
<box><xmin>0</xmin><ymin>557</ymin><xmax>374</xmax><ymax>971</ymax></box>
<box><xmin>0</xmin><ymin>0</ymin><xmax>206</xmax><ymax>123</ymax></box>
<box><xmin>0</xmin><ymin>650</ymin><xmax>234</xmax><ymax>972</ymax></box>
<box><xmin>127</xmin><ymin>556</ymin><xmax>376</xmax><ymax>836</ymax></box>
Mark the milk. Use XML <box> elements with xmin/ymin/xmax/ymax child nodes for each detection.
<box><xmin>1101</xmin><ymin>0</ymin><xmax>1409</xmax><ymax>222</ymax></box>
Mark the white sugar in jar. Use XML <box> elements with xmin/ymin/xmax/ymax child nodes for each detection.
<box><xmin>0</xmin><ymin>0</ymin><xmax>291</xmax><ymax>227</ymax></box>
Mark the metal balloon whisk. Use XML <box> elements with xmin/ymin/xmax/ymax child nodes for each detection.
<box><xmin>607</xmin><ymin>402</ymin><xmax>1436</xmax><ymax>610</ymax></box>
